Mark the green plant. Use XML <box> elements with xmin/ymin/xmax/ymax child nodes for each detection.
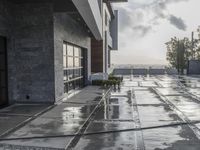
<box><xmin>92</xmin><ymin>80</ymin><xmax>104</xmax><ymax>86</ymax></box>
<box><xmin>92</xmin><ymin>77</ymin><xmax>122</xmax><ymax>88</ymax></box>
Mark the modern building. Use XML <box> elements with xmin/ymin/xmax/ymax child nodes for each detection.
<box><xmin>91</xmin><ymin>0</ymin><xmax>126</xmax><ymax>73</ymax></box>
<box><xmin>0</xmin><ymin>0</ymin><xmax>127</xmax><ymax>106</ymax></box>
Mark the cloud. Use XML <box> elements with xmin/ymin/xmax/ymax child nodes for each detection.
<box><xmin>132</xmin><ymin>25</ymin><xmax>152</xmax><ymax>37</ymax></box>
<box><xmin>168</xmin><ymin>15</ymin><xmax>187</xmax><ymax>30</ymax></box>
<box><xmin>116</xmin><ymin>0</ymin><xmax>189</xmax><ymax>37</ymax></box>
<box><xmin>118</xmin><ymin>8</ymin><xmax>132</xmax><ymax>31</ymax></box>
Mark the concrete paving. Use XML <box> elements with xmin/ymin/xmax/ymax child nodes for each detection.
<box><xmin>1</xmin><ymin>77</ymin><xmax>200</xmax><ymax>149</ymax></box>
<box><xmin>0</xmin><ymin>86</ymin><xmax>109</xmax><ymax>150</ymax></box>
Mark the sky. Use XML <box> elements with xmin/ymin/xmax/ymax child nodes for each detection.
<box><xmin>111</xmin><ymin>0</ymin><xmax>200</xmax><ymax>65</ymax></box>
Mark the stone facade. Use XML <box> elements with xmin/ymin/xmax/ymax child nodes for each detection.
<box><xmin>0</xmin><ymin>0</ymin><xmax>92</xmax><ymax>104</ymax></box>
<box><xmin>54</xmin><ymin>13</ymin><xmax>91</xmax><ymax>101</ymax></box>
<box><xmin>0</xmin><ymin>1</ymin><xmax>55</xmax><ymax>104</ymax></box>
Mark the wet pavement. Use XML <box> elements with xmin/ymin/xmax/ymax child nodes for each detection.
<box><xmin>1</xmin><ymin>77</ymin><xmax>200</xmax><ymax>149</ymax></box>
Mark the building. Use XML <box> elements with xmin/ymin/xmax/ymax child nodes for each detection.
<box><xmin>0</xmin><ymin>0</ymin><xmax>127</xmax><ymax>107</ymax></box>
<box><xmin>91</xmin><ymin>0</ymin><xmax>126</xmax><ymax>73</ymax></box>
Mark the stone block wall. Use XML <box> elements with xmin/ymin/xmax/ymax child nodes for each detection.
<box><xmin>0</xmin><ymin>0</ymin><xmax>92</xmax><ymax>104</ymax></box>
<box><xmin>0</xmin><ymin>1</ymin><xmax>55</xmax><ymax>104</ymax></box>
<box><xmin>53</xmin><ymin>13</ymin><xmax>91</xmax><ymax>101</ymax></box>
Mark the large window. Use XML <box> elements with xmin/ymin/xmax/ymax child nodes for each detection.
<box><xmin>63</xmin><ymin>43</ymin><xmax>84</xmax><ymax>94</ymax></box>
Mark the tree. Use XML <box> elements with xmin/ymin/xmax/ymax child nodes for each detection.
<box><xmin>166</xmin><ymin>37</ymin><xmax>189</xmax><ymax>74</ymax></box>
<box><xmin>166</xmin><ymin>26</ymin><xmax>200</xmax><ymax>74</ymax></box>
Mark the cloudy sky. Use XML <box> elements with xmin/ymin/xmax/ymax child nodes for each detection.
<box><xmin>111</xmin><ymin>0</ymin><xmax>200</xmax><ymax>65</ymax></box>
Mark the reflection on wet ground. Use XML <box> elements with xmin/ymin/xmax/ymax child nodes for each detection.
<box><xmin>2</xmin><ymin>76</ymin><xmax>200</xmax><ymax>149</ymax></box>
<box><xmin>73</xmin><ymin>75</ymin><xmax>200</xmax><ymax>150</ymax></box>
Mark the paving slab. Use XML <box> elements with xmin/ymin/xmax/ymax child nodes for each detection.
<box><xmin>2</xmin><ymin>75</ymin><xmax>200</xmax><ymax>149</ymax></box>
<box><xmin>0</xmin><ymin>112</ymin><xmax>85</xmax><ymax>149</ymax></box>
<box><xmin>186</xmin><ymin>88</ymin><xmax>200</xmax><ymax>97</ymax></box>
<box><xmin>123</xmin><ymin>81</ymin><xmax>138</xmax><ymax>87</ymax></box>
<box><xmin>0</xmin><ymin>104</ymin><xmax>50</xmax><ymax>116</ymax></box>
<box><xmin>105</xmin><ymin>96</ymin><xmax>132</xmax><ymax>106</ymax></box>
<box><xmin>0</xmin><ymin>114</ymin><xmax>29</xmax><ymax>135</ymax></box>
<box><xmin>40</xmin><ymin>103</ymin><xmax>96</xmax><ymax>120</ymax></box>
<box><xmin>74</xmin><ymin>128</ymin><xmax>139</xmax><ymax>150</ymax></box>
<box><xmin>62</xmin><ymin>86</ymin><xmax>107</xmax><ymax>104</ymax></box>
<box><xmin>6</xmin><ymin>117</ymin><xmax>83</xmax><ymax>138</ymax></box>
<box><xmin>0</xmin><ymin>137</ymin><xmax>72</xmax><ymax>150</ymax></box>
<box><xmin>157</xmin><ymin>81</ymin><xmax>180</xmax><ymax>87</ymax></box>
<box><xmin>156</xmin><ymin>87</ymin><xmax>187</xmax><ymax>96</ymax></box>
<box><xmin>143</xmin><ymin>125</ymin><xmax>200</xmax><ymax>150</ymax></box>
<box><xmin>140</xmin><ymin>81</ymin><xmax>158</xmax><ymax>87</ymax></box>
<box><xmin>0</xmin><ymin>86</ymin><xmax>108</xmax><ymax>149</ymax></box>
<box><xmin>166</xmin><ymin>96</ymin><xmax>200</xmax><ymax>120</ymax></box>
<box><xmin>94</xmin><ymin>105</ymin><xmax>134</xmax><ymax>121</ymax></box>
<box><xmin>138</xmin><ymin>105</ymin><xmax>181</xmax><ymax>127</ymax></box>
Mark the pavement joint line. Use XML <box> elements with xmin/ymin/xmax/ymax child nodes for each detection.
<box><xmin>0</xmin><ymin>104</ymin><xmax>56</xmax><ymax>138</ymax></box>
<box><xmin>132</xmin><ymin>104</ymin><xmax>168</xmax><ymax>106</ymax></box>
<box><xmin>92</xmin><ymin>119</ymin><xmax>135</xmax><ymax>122</ymax></box>
<box><xmin>65</xmin><ymin>88</ymin><xmax>112</xmax><ymax>149</ymax></box>
<box><xmin>62</xmin><ymin>101</ymin><xmax>99</xmax><ymax>105</ymax></box>
<box><xmin>0</xmin><ymin>144</ymin><xmax>64</xmax><ymax>150</ymax></box>
<box><xmin>181</xmin><ymin>88</ymin><xmax>200</xmax><ymax>103</ymax></box>
<box><xmin>171</xmin><ymin>80</ymin><xmax>200</xmax><ymax>103</ymax></box>
<box><xmin>151</xmin><ymin>87</ymin><xmax>200</xmax><ymax>140</ymax></box>
<box><xmin>0</xmin><ymin>113</ymin><xmax>34</xmax><ymax>117</ymax></box>
<box><xmin>154</xmin><ymin>81</ymin><xmax>163</xmax><ymax>88</ymax></box>
<box><xmin>1</xmin><ymin>120</ymin><xmax>200</xmax><ymax>141</ymax></box>
<box><xmin>0</xmin><ymin>112</ymin><xmax>90</xmax><ymax>121</ymax></box>
<box><xmin>131</xmin><ymin>88</ymin><xmax>145</xmax><ymax>150</ymax></box>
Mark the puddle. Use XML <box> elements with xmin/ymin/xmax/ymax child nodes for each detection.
<box><xmin>94</xmin><ymin>104</ymin><xmax>134</xmax><ymax>120</ymax></box>
<box><xmin>123</xmin><ymin>81</ymin><xmax>138</xmax><ymax>87</ymax></box>
<box><xmin>156</xmin><ymin>88</ymin><xmax>186</xmax><ymax>96</ymax></box>
<box><xmin>41</xmin><ymin>104</ymin><xmax>96</xmax><ymax>121</ymax></box>
<box><xmin>186</xmin><ymin>88</ymin><xmax>200</xmax><ymax>97</ymax></box>
<box><xmin>157</xmin><ymin>81</ymin><xmax>180</xmax><ymax>88</ymax></box>
<box><xmin>166</xmin><ymin>96</ymin><xmax>200</xmax><ymax>120</ymax></box>
<box><xmin>143</xmin><ymin>125</ymin><xmax>200</xmax><ymax>150</ymax></box>
<box><xmin>74</xmin><ymin>121</ymin><xmax>139</xmax><ymax>150</ymax></box>
<box><xmin>135</xmin><ymin>90</ymin><xmax>163</xmax><ymax>105</ymax></box>
<box><xmin>138</xmin><ymin>105</ymin><xmax>181</xmax><ymax>127</ymax></box>
<box><xmin>140</xmin><ymin>81</ymin><xmax>158</xmax><ymax>87</ymax></box>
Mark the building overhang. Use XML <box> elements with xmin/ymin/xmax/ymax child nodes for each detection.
<box><xmin>10</xmin><ymin>0</ymin><xmax>103</xmax><ymax>40</ymax></box>
<box><xmin>72</xmin><ymin>0</ymin><xmax>103</xmax><ymax>40</ymax></box>
<box><xmin>103</xmin><ymin>0</ymin><xmax>127</xmax><ymax>18</ymax></box>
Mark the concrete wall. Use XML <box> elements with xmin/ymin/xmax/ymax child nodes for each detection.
<box><xmin>0</xmin><ymin>1</ymin><xmax>55</xmax><ymax>104</ymax></box>
<box><xmin>10</xmin><ymin>2</ymin><xmax>55</xmax><ymax>103</ymax></box>
<box><xmin>0</xmin><ymin>1</ymin><xmax>93</xmax><ymax>104</ymax></box>
<box><xmin>0</xmin><ymin>0</ymin><xmax>12</xmax><ymax>37</ymax></box>
<box><xmin>188</xmin><ymin>60</ymin><xmax>200</xmax><ymax>75</ymax></box>
<box><xmin>54</xmin><ymin>13</ymin><xmax>91</xmax><ymax>101</ymax></box>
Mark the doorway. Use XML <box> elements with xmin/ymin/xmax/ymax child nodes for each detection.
<box><xmin>0</xmin><ymin>36</ymin><xmax>8</xmax><ymax>107</ymax></box>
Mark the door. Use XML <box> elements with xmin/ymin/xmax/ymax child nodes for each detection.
<box><xmin>0</xmin><ymin>36</ymin><xmax>8</xmax><ymax>107</ymax></box>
